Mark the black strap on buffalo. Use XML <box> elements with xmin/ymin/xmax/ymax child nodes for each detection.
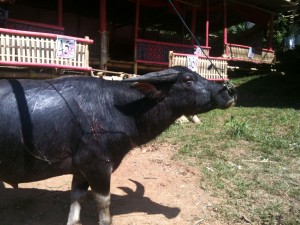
<box><xmin>167</xmin><ymin>0</ymin><xmax>235</xmax><ymax>92</ymax></box>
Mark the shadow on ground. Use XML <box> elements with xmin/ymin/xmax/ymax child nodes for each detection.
<box><xmin>235</xmin><ymin>74</ymin><xmax>300</xmax><ymax>109</ymax></box>
<box><xmin>0</xmin><ymin>180</ymin><xmax>180</xmax><ymax>225</ymax></box>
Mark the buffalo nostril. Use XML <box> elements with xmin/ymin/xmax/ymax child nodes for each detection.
<box><xmin>226</xmin><ymin>98</ymin><xmax>236</xmax><ymax>108</ymax></box>
<box><xmin>226</xmin><ymin>84</ymin><xmax>237</xmax><ymax>101</ymax></box>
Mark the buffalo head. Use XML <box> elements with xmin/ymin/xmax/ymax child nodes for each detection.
<box><xmin>123</xmin><ymin>66</ymin><xmax>237</xmax><ymax>116</ymax></box>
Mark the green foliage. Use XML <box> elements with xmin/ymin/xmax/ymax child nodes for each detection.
<box><xmin>273</xmin><ymin>16</ymin><xmax>289</xmax><ymax>50</ymax></box>
<box><xmin>228</xmin><ymin>22</ymin><xmax>248</xmax><ymax>34</ymax></box>
<box><xmin>224</xmin><ymin>116</ymin><xmax>250</xmax><ymax>139</ymax></box>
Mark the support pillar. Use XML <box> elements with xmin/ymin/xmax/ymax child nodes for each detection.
<box><xmin>205</xmin><ymin>0</ymin><xmax>209</xmax><ymax>47</ymax></box>
<box><xmin>100</xmin><ymin>0</ymin><xmax>108</xmax><ymax>70</ymax></box>
<box><xmin>134</xmin><ymin>0</ymin><xmax>140</xmax><ymax>75</ymax></box>
<box><xmin>191</xmin><ymin>7</ymin><xmax>197</xmax><ymax>45</ymax></box>
<box><xmin>58</xmin><ymin>0</ymin><xmax>63</xmax><ymax>26</ymax></box>
<box><xmin>268</xmin><ymin>14</ymin><xmax>274</xmax><ymax>51</ymax></box>
<box><xmin>223</xmin><ymin>0</ymin><xmax>228</xmax><ymax>56</ymax></box>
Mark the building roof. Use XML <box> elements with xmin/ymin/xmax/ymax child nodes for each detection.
<box><xmin>229</xmin><ymin>0</ymin><xmax>298</xmax><ymax>14</ymax></box>
<box><xmin>177</xmin><ymin>0</ymin><xmax>298</xmax><ymax>14</ymax></box>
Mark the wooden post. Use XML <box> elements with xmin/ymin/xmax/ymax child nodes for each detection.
<box><xmin>191</xmin><ymin>7</ymin><xmax>197</xmax><ymax>45</ymax></box>
<box><xmin>134</xmin><ymin>0</ymin><xmax>140</xmax><ymax>75</ymax></box>
<box><xmin>268</xmin><ymin>14</ymin><xmax>274</xmax><ymax>51</ymax></box>
<box><xmin>181</xmin><ymin>6</ymin><xmax>186</xmax><ymax>44</ymax></box>
<box><xmin>58</xmin><ymin>0</ymin><xmax>63</xmax><ymax>27</ymax></box>
<box><xmin>223</xmin><ymin>0</ymin><xmax>228</xmax><ymax>56</ymax></box>
<box><xmin>205</xmin><ymin>0</ymin><xmax>209</xmax><ymax>47</ymax></box>
<box><xmin>100</xmin><ymin>0</ymin><xmax>107</xmax><ymax>70</ymax></box>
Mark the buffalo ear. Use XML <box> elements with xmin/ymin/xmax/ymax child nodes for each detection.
<box><xmin>131</xmin><ymin>82</ymin><xmax>163</xmax><ymax>99</ymax></box>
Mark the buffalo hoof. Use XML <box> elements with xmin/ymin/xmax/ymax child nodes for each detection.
<box><xmin>67</xmin><ymin>222</ymin><xmax>82</xmax><ymax>225</ymax></box>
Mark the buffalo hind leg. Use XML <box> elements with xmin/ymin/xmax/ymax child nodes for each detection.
<box><xmin>67</xmin><ymin>174</ymin><xmax>89</xmax><ymax>225</ymax></box>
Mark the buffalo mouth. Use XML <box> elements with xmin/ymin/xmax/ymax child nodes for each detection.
<box><xmin>225</xmin><ymin>98</ymin><xmax>236</xmax><ymax>108</ymax></box>
<box><xmin>224</xmin><ymin>82</ymin><xmax>237</xmax><ymax>109</ymax></box>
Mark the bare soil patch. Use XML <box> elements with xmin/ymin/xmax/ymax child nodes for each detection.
<box><xmin>0</xmin><ymin>143</ymin><xmax>223</xmax><ymax>225</ymax></box>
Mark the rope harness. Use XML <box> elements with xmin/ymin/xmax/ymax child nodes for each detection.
<box><xmin>168</xmin><ymin>0</ymin><xmax>236</xmax><ymax>94</ymax></box>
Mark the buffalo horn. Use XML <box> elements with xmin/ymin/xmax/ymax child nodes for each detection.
<box><xmin>123</xmin><ymin>68</ymin><xmax>180</xmax><ymax>83</ymax></box>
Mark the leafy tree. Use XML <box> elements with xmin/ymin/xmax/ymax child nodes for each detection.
<box><xmin>273</xmin><ymin>16</ymin><xmax>289</xmax><ymax>51</ymax></box>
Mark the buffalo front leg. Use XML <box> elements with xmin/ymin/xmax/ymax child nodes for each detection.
<box><xmin>80</xmin><ymin>162</ymin><xmax>112</xmax><ymax>225</ymax></box>
<box><xmin>94</xmin><ymin>193</ymin><xmax>111</xmax><ymax>225</ymax></box>
<box><xmin>89</xmin><ymin>171</ymin><xmax>112</xmax><ymax>225</ymax></box>
<box><xmin>67</xmin><ymin>174</ymin><xmax>89</xmax><ymax>225</ymax></box>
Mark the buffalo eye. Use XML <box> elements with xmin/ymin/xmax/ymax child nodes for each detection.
<box><xmin>181</xmin><ymin>74</ymin><xmax>194</xmax><ymax>83</ymax></box>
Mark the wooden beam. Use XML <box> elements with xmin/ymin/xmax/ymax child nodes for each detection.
<box><xmin>58</xmin><ymin>0</ymin><xmax>63</xmax><ymax>26</ymax></box>
<box><xmin>134</xmin><ymin>0</ymin><xmax>140</xmax><ymax>74</ymax></box>
<box><xmin>100</xmin><ymin>0</ymin><xmax>108</xmax><ymax>70</ymax></box>
<box><xmin>205</xmin><ymin>0</ymin><xmax>209</xmax><ymax>47</ymax></box>
<box><xmin>173</xmin><ymin>0</ymin><xmax>202</xmax><ymax>8</ymax></box>
<box><xmin>224</xmin><ymin>0</ymin><xmax>228</xmax><ymax>50</ymax></box>
<box><xmin>229</xmin><ymin>0</ymin><xmax>274</xmax><ymax>14</ymax></box>
<box><xmin>100</xmin><ymin>0</ymin><xmax>106</xmax><ymax>33</ymax></box>
<box><xmin>191</xmin><ymin>7</ymin><xmax>197</xmax><ymax>45</ymax></box>
<box><xmin>268</xmin><ymin>14</ymin><xmax>274</xmax><ymax>51</ymax></box>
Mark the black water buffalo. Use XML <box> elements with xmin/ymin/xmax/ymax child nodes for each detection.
<box><xmin>0</xmin><ymin>66</ymin><xmax>236</xmax><ymax>225</ymax></box>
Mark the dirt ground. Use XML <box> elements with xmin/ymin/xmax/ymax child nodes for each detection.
<box><xmin>0</xmin><ymin>143</ymin><xmax>224</xmax><ymax>225</ymax></box>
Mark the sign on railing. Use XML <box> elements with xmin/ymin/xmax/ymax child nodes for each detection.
<box><xmin>0</xmin><ymin>28</ymin><xmax>93</xmax><ymax>72</ymax></box>
<box><xmin>56</xmin><ymin>37</ymin><xmax>76</xmax><ymax>58</ymax></box>
<box><xmin>169</xmin><ymin>51</ymin><xmax>228</xmax><ymax>81</ymax></box>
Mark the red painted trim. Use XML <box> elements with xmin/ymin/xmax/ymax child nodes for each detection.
<box><xmin>100</xmin><ymin>0</ymin><xmax>106</xmax><ymax>33</ymax></box>
<box><xmin>134</xmin><ymin>0</ymin><xmax>140</xmax><ymax>74</ymax></box>
<box><xmin>7</xmin><ymin>18</ymin><xmax>64</xmax><ymax>31</ymax></box>
<box><xmin>0</xmin><ymin>61</ymin><xmax>92</xmax><ymax>71</ymax></box>
<box><xmin>58</xmin><ymin>0</ymin><xmax>63</xmax><ymax>26</ymax></box>
<box><xmin>262</xmin><ymin>48</ymin><xmax>274</xmax><ymax>53</ymax></box>
<box><xmin>172</xmin><ymin>52</ymin><xmax>228</xmax><ymax>61</ymax></box>
<box><xmin>206</xmin><ymin>0</ymin><xmax>209</xmax><ymax>47</ymax></box>
<box><xmin>223</xmin><ymin>0</ymin><xmax>228</xmax><ymax>55</ymax></box>
<box><xmin>136</xmin><ymin>38</ymin><xmax>211</xmax><ymax>50</ymax></box>
<box><xmin>0</xmin><ymin>28</ymin><xmax>94</xmax><ymax>44</ymax></box>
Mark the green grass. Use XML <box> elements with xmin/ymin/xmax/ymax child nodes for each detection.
<box><xmin>157</xmin><ymin>74</ymin><xmax>300</xmax><ymax>225</ymax></box>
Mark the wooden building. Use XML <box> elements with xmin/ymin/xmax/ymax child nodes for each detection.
<box><xmin>0</xmin><ymin>0</ymin><xmax>297</xmax><ymax>78</ymax></box>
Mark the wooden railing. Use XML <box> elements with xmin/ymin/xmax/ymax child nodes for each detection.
<box><xmin>169</xmin><ymin>51</ymin><xmax>228</xmax><ymax>81</ymax></box>
<box><xmin>136</xmin><ymin>38</ymin><xmax>210</xmax><ymax>65</ymax></box>
<box><xmin>225</xmin><ymin>43</ymin><xmax>275</xmax><ymax>64</ymax></box>
<box><xmin>0</xmin><ymin>28</ymin><xmax>93</xmax><ymax>72</ymax></box>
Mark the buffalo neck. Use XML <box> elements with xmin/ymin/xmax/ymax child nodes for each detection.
<box><xmin>131</xmin><ymin>97</ymin><xmax>179</xmax><ymax>145</ymax></box>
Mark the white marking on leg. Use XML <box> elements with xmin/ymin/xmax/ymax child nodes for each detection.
<box><xmin>67</xmin><ymin>200</ymin><xmax>81</xmax><ymax>225</ymax></box>
<box><xmin>67</xmin><ymin>189</ymin><xmax>87</xmax><ymax>225</ymax></box>
<box><xmin>94</xmin><ymin>193</ymin><xmax>111</xmax><ymax>225</ymax></box>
